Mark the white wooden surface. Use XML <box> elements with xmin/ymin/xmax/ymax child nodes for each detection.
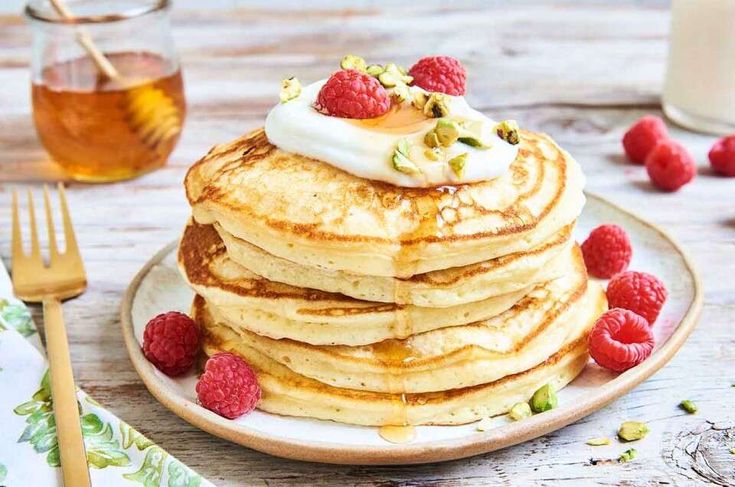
<box><xmin>1</xmin><ymin>1</ymin><xmax>733</xmax><ymax>485</ymax></box>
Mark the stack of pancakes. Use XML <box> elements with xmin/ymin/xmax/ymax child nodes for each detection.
<box><xmin>180</xmin><ymin>128</ymin><xmax>607</xmax><ymax>426</ymax></box>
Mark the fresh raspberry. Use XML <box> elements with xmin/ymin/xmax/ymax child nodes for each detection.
<box><xmin>143</xmin><ymin>311</ymin><xmax>200</xmax><ymax>377</ymax></box>
<box><xmin>196</xmin><ymin>352</ymin><xmax>261</xmax><ymax>419</ymax></box>
<box><xmin>645</xmin><ymin>139</ymin><xmax>697</xmax><ymax>191</ymax></box>
<box><xmin>708</xmin><ymin>134</ymin><xmax>735</xmax><ymax>176</ymax></box>
<box><xmin>314</xmin><ymin>69</ymin><xmax>390</xmax><ymax>119</ymax></box>
<box><xmin>588</xmin><ymin>308</ymin><xmax>655</xmax><ymax>372</ymax></box>
<box><xmin>607</xmin><ymin>271</ymin><xmax>668</xmax><ymax>325</ymax></box>
<box><xmin>622</xmin><ymin>116</ymin><xmax>669</xmax><ymax>164</ymax></box>
<box><xmin>408</xmin><ymin>56</ymin><xmax>466</xmax><ymax>96</ymax></box>
<box><xmin>581</xmin><ymin>224</ymin><xmax>633</xmax><ymax>279</ymax></box>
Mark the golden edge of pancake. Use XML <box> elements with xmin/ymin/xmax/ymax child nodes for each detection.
<box><xmin>198</xmin><ymin>297</ymin><xmax>597</xmax><ymax>426</ymax></box>
<box><xmin>185</xmin><ymin>128</ymin><xmax>586</xmax><ymax>277</ymax></box>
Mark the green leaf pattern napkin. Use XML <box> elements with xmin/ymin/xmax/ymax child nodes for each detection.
<box><xmin>0</xmin><ymin>262</ymin><xmax>214</xmax><ymax>487</ymax></box>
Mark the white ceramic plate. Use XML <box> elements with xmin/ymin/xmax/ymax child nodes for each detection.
<box><xmin>120</xmin><ymin>193</ymin><xmax>702</xmax><ymax>465</ymax></box>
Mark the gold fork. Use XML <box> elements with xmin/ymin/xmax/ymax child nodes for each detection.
<box><xmin>11</xmin><ymin>184</ymin><xmax>90</xmax><ymax>487</ymax></box>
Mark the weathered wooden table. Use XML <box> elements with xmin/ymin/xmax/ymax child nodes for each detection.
<box><xmin>1</xmin><ymin>1</ymin><xmax>733</xmax><ymax>485</ymax></box>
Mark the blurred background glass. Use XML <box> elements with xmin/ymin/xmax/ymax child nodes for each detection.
<box><xmin>663</xmin><ymin>0</ymin><xmax>735</xmax><ymax>135</ymax></box>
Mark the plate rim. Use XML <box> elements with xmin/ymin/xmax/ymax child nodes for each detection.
<box><xmin>119</xmin><ymin>192</ymin><xmax>703</xmax><ymax>465</ymax></box>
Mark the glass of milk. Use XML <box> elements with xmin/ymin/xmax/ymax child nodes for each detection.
<box><xmin>663</xmin><ymin>0</ymin><xmax>735</xmax><ymax>135</ymax></box>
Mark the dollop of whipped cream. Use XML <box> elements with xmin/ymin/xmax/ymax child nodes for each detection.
<box><xmin>264</xmin><ymin>80</ymin><xmax>519</xmax><ymax>188</ymax></box>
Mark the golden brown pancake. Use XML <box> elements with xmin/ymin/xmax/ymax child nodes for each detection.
<box><xmin>194</xmin><ymin>246</ymin><xmax>607</xmax><ymax>394</ymax></box>
<box><xmin>185</xmin><ymin>128</ymin><xmax>585</xmax><ymax>278</ymax></box>
<box><xmin>178</xmin><ymin>220</ymin><xmax>546</xmax><ymax>345</ymax></box>
<box><xmin>213</xmin><ymin>221</ymin><xmax>574</xmax><ymax>306</ymax></box>
<box><xmin>198</xmin><ymin>300</ymin><xmax>595</xmax><ymax>426</ymax></box>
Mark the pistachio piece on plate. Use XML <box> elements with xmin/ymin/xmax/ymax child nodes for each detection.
<box><xmin>618</xmin><ymin>421</ymin><xmax>649</xmax><ymax>442</ymax></box>
<box><xmin>279</xmin><ymin>77</ymin><xmax>302</xmax><ymax>103</ymax></box>
<box><xmin>619</xmin><ymin>448</ymin><xmax>637</xmax><ymax>463</ymax></box>
<box><xmin>679</xmin><ymin>400</ymin><xmax>697</xmax><ymax>414</ymax></box>
<box><xmin>530</xmin><ymin>383</ymin><xmax>558</xmax><ymax>413</ymax></box>
<box><xmin>586</xmin><ymin>437</ymin><xmax>611</xmax><ymax>446</ymax></box>
<box><xmin>508</xmin><ymin>402</ymin><xmax>532</xmax><ymax>421</ymax></box>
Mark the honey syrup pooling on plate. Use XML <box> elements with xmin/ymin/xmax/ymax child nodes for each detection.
<box><xmin>32</xmin><ymin>52</ymin><xmax>186</xmax><ymax>182</ymax></box>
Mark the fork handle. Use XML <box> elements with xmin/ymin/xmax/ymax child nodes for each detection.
<box><xmin>44</xmin><ymin>298</ymin><xmax>91</xmax><ymax>487</ymax></box>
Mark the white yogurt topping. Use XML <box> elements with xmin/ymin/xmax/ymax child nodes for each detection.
<box><xmin>264</xmin><ymin>80</ymin><xmax>518</xmax><ymax>188</ymax></box>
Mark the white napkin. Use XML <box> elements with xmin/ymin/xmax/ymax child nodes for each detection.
<box><xmin>0</xmin><ymin>260</ymin><xmax>215</xmax><ymax>487</ymax></box>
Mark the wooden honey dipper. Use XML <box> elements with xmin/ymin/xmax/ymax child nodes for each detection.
<box><xmin>49</xmin><ymin>0</ymin><xmax>182</xmax><ymax>149</ymax></box>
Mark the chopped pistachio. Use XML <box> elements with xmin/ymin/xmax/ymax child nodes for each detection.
<box><xmin>448</xmin><ymin>153</ymin><xmax>468</xmax><ymax>178</ymax></box>
<box><xmin>393</xmin><ymin>152</ymin><xmax>420</xmax><ymax>174</ymax></box>
<box><xmin>391</xmin><ymin>83</ymin><xmax>412</xmax><ymax>103</ymax></box>
<box><xmin>377</xmin><ymin>63</ymin><xmax>413</xmax><ymax>88</ymax></box>
<box><xmin>586</xmin><ymin>437</ymin><xmax>611</xmax><ymax>446</ymax></box>
<box><xmin>392</xmin><ymin>139</ymin><xmax>420</xmax><ymax>174</ymax></box>
<box><xmin>397</xmin><ymin>138</ymin><xmax>411</xmax><ymax>156</ymax></box>
<box><xmin>458</xmin><ymin>120</ymin><xmax>492</xmax><ymax>149</ymax></box>
<box><xmin>435</xmin><ymin>119</ymin><xmax>461</xmax><ymax>146</ymax></box>
<box><xmin>730</xmin><ymin>447</ymin><xmax>735</xmax><ymax>455</ymax></box>
<box><xmin>618</xmin><ymin>421</ymin><xmax>649</xmax><ymax>442</ymax></box>
<box><xmin>423</xmin><ymin>93</ymin><xmax>450</xmax><ymax>118</ymax></box>
<box><xmin>412</xmin><ymin>91</ymin><xmax>428</xmax><ymax>111</ymax></box>
<box><xmin>508</xmin><ymin>402</ymin><xmax>532</xmax><ymax>421</ymax></box>
<box><xmin>340</xmin><ymin>54</ymin><xmax>366</xmax><ymax>72</ymax></box>
<box><xmin>366</xmin><ymin>64</ymin><xmax>384</xmax><ymax>77</ymax></box>
<box><xmin>279</xmin><ymin>77</ymin><xmax>301</xmax><ymax>103</ymax></box>
<box><xmin>618</xmin><ymin>448</ymin><xmax>637</xmax><ymax>463</ymax></box>
<box><xmin>495</xmin><ymin>119</ymin><xmax>520</xmax><ymax>145</ymax></box>
<box><xmin>476</xmin><ymin>416</ymin><xmax>493</xmax><ymax>432</ymax></box>
<box><xmin>679</xmin><ymin>400</ymin><xmax>697</xmax><ymax>414</ymax></box>
<box><xmin>530</xmin><ymin>384</ymin><xmax>558</xmax><ymax>413</ymax></box>
<box><xmin>424</xmin><ymin>148</ymin><xmax>440</xmax><ymax>161</ymax></box>
<box><xmin>424</xmin><ymin>130</ymin><xmax>441</xmax><ymax>149</ymax></box>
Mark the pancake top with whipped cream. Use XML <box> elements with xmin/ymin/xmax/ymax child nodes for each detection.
<box><xmin>265</xmin><ymin>55</ymin><xmax>520</xmax><ymax>188</ymax></box>
<box><xmin>185</xmin><ymin>55</ymin><xmax>586</xmax><ymax>277</ymax></box>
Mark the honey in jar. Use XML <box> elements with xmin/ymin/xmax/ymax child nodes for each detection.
<box><xmin>31</xmin><ymin>51</ymin><xmax>186</xmax><ymax>182</ymax></box>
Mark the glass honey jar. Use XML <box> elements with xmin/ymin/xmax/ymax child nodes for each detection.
<box><xmin>26</xmin><ymin>0</ymin><xmax>186</xmax><ymax>182</ymax></box>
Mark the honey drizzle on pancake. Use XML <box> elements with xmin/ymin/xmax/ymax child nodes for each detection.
<box><xmin>378</xmin><ymin>186</ymin><xmax>455</xmax><ymax>442</ymax></box>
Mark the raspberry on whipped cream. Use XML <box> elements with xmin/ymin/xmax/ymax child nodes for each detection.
<box><xmin>264</xmin><ymin>55</ymin><xmax>522</xmax><ymax>188</ymax></box>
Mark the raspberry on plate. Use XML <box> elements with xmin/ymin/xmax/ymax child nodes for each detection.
<box><xmin>143</xmin><ymin>311</ymin><xmax>200</xmax><ymax>377</ymax></box>
<box><xmin>708</xmin><ymin>134</ymin><xmax>735</xmax><ymax>176</ymax></box>
<box><xmin>622</xmin><ymin>116</ymin><xmax>669</xmax><ymax>164</ymax></box>
<box><xmin>314</xmin><ymin>69</ymin><xmax>391</xmax><ymax>119</ymax></box>
<box><xmin>607</xmin><ymin>271</ymin><xmax>667</xmax><ymax>325</ymax></box>
<box><xmin>408</xmin><ymin>56</ymin><xmax>466</xmax><ymax>96</ymax></box>
<box><xmin>645</xmin><ymin>139</ymin><xmax>696</xmax><ymax>191</ymax></box>
<box><xmin>588</xmin><ymin>308</ymin><xmax>655</xmax><ymax>372</ymax></box>
<box><xmin>196</xmin><ymin>352</ymin><xmax>261</xmax><ymax>419</ymax></box>
<box><xmin>581</xmin><ymin>224</ymin><xmax>633</xmax><ymax>279</ymax></box>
